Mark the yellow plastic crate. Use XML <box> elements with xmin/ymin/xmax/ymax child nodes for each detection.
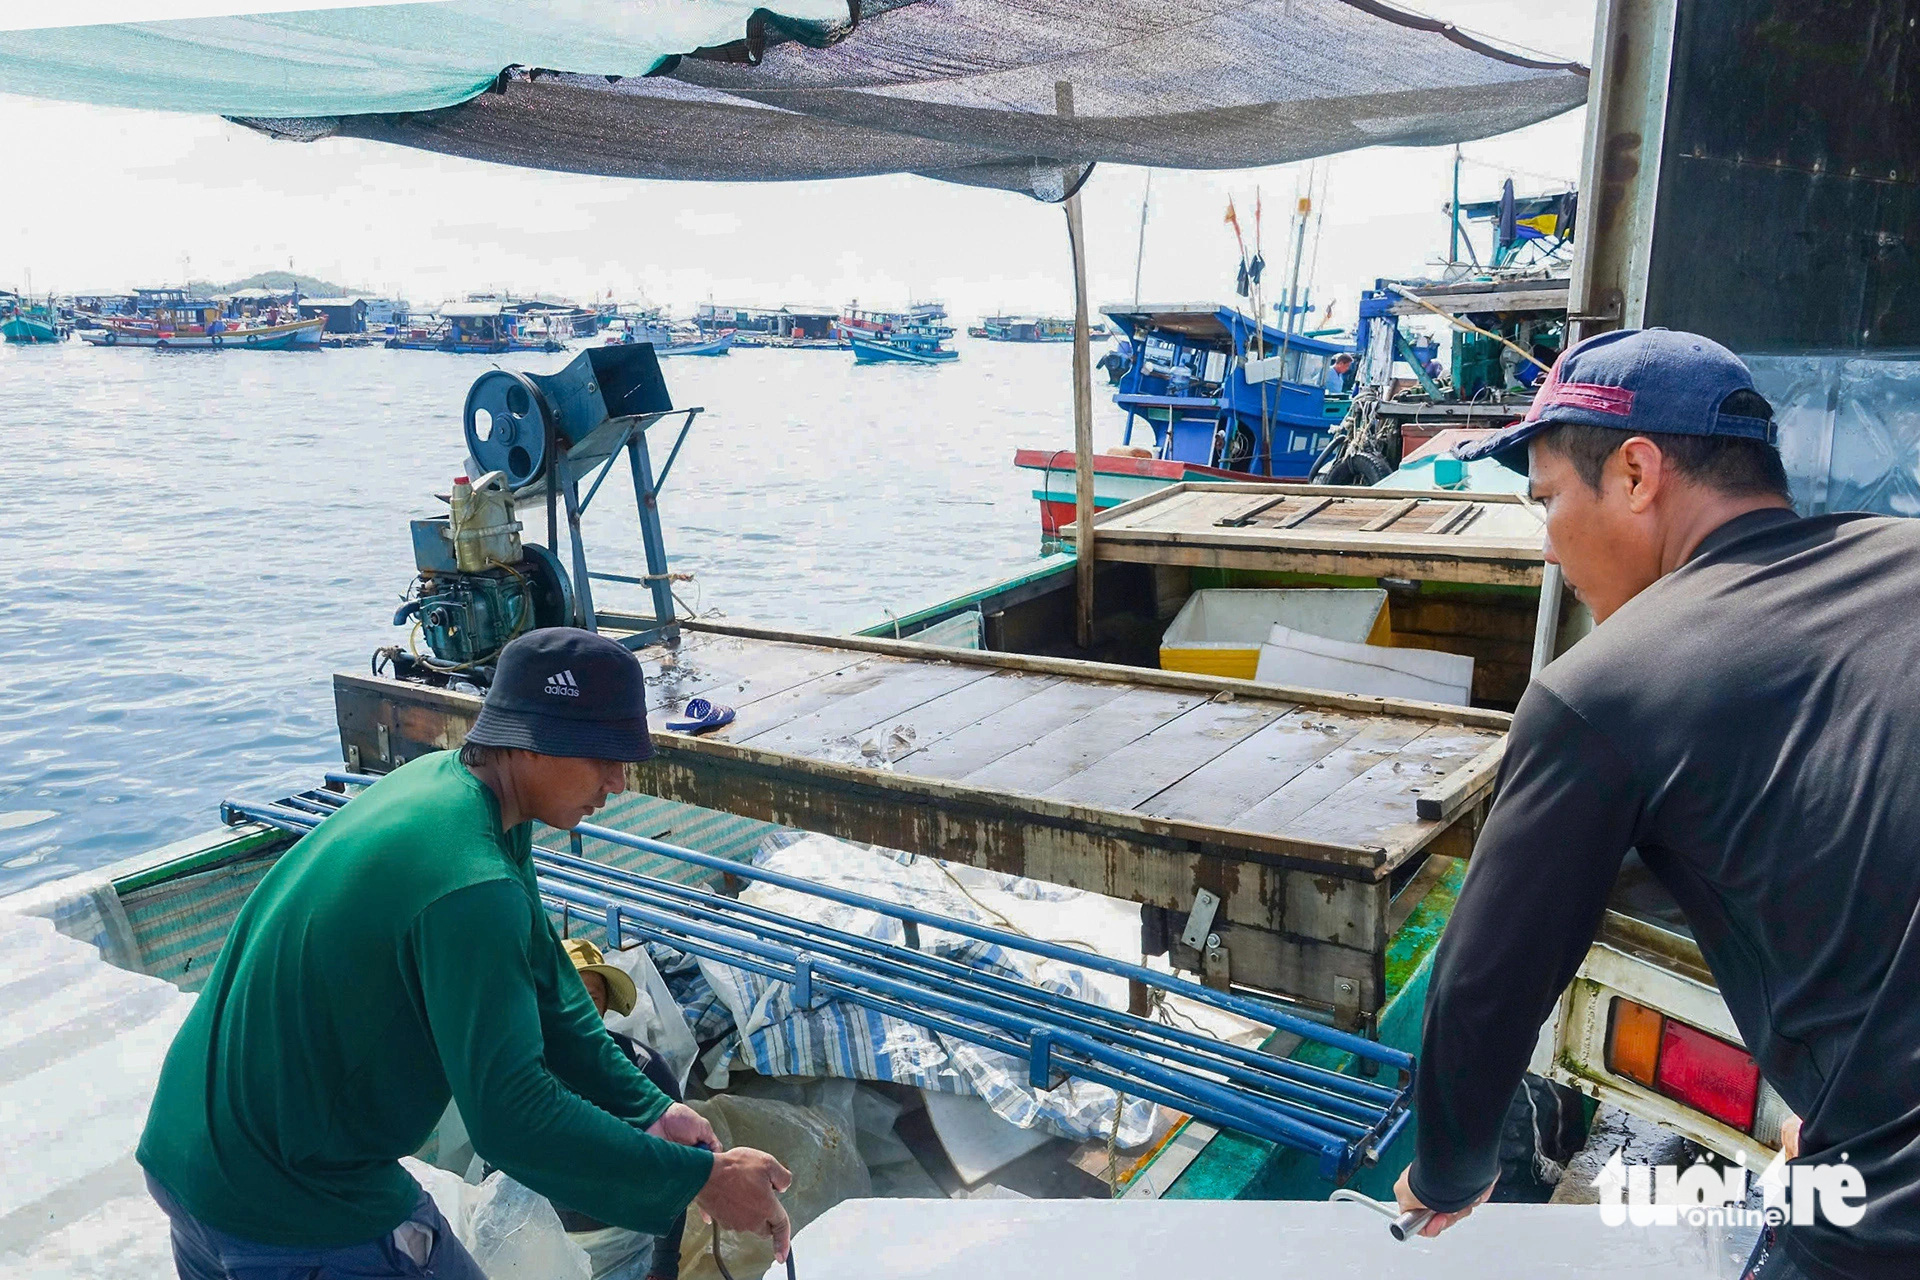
<box><xmin>1160</xmin><ymin>589</ymin><xmax>1389</xmax><ymax>681</ymax></box>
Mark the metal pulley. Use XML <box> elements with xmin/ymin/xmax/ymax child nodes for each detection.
<box><xmin>464</xmin><ymin>369</ymin><xmax>554</xmax><ymax>488</ymax></box>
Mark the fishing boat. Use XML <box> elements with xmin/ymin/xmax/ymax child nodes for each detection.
<box><xmin>984</xmin><ymin>315</ymin><xmax>1075</xmax><ymax>342</ymax></box>
<box><xmin>849</xmin><ymin>321</ymin><xmax>958</xmax><ymax>364</ymax></box>
<box><xmin>1104</xmin><ymin>304</ymin><xmax>1345</xmax><ymax>475</ymax></box>
<box><xmin>80</xmin><ymin>312</ymin><xmax>323</xmax><ymax>350</ymax></box>
<box><xmin>1008</xmin><ymin>305</ymin><xmax>1346</xmax><ymax>531</ymax></box>
<box><xmin>605</xmin><ymin>311</ymin><xmax>733</xmax><ymax>356</ymax></box>
<box><xmin>1</xmin><ymin>294</ymin><xmax>67</xmax><ymax>343</ymax></box>
<box><xmin>385</xmin><ymin>303</ymin><xmax>562</xmax><ymax>353</ymax></box>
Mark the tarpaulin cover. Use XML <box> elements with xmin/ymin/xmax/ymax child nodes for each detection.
<box><xmin>0</xmin><ymin>1</ymin><xmax>855</xmax><ymax>117</ymax></box>
<box><xmin>1</xmin><ymin>0</ymin><xmax>1588</xmax><ymax>198</ymax></box>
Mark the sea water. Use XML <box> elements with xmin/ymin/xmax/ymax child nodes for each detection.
<box><xmin>0</xmin><ymin>338</ymin><xmax>1135</xmax><ymax>893</ymax></box>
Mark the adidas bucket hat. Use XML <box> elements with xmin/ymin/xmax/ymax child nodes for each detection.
<box><xmin>464</xmin><ymin>627</ymin><xmax>653</xmax><ymax>762</ymax></box>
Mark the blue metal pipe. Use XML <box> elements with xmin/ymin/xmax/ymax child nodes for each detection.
<box><xmin>537</xmin><ymin>879</ymin><xmax>1365</xmax><ymax>1154</ymax></box>
<box><xmin>534</xmin><ymin>852</ymin><xmax>1395</xmax><ymax>1106</ymax></box>
<box><xmin>534</xmin><ymin>816</ymin><xmax>1410</xmax><ymax>1071</ymax></box>
<box><xmin>535</xmin><ymin>855</ymin><xmax>1397</xmax><ymax>1119</ymax></box>
<box><xmin>543</xmin><ymin>892</ymin><xmax>1361</xmax><ymax>1175</ymax></box>
<box><xmin>555</xmin><ymin>875</ymin><xmax>1385</xmax><ymax>1134</ymax></box>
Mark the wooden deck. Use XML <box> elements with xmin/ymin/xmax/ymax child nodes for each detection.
<box><xmin>336</xmin><ymin>619</ymin><xmax>1507</xmax><ymax>1025</ymax></box>
<box><xmin>1064</xmin><ymin>483</ymin><xmax>1548</xmax><ymax>586</ymax></box>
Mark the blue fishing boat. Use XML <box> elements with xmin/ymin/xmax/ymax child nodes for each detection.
<box><xmin>1102</xmin><ymin>304</ymin><xmax>1345</xmax><ymax>477</ymax></box>
<box><xmin>1</xmin><ymin>294</ymin><xmax>67</xmax><ymax>343</ymax></box>
<box><xmin>849</xmin><ymin>321</ymin><xmax>958</xmax><ymax>364</ymax></box>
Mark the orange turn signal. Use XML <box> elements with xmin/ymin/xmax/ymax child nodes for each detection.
<box><xmin>1606</xmin><ymin>998</ymin><xmax>1663</xmax><ymax>1087</ymax></box>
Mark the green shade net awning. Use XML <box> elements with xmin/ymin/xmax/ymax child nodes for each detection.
<box><xmin>3</xmin><ymin>0</ymin><xmax>1589</xmax><ymax>199</ymax></box>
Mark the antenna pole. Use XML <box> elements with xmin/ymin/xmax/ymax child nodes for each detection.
<box><xmin>1132</xmin><ymin>170</ymin><xmax>1152</xmax><ymax>310</ymax></box>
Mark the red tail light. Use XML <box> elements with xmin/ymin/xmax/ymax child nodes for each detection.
<box><xmin>1606</xmin><ymin>998</ymin><xmax>1762</xmax><ymax>1132</ymax></box>
<box><xmin>1656</xmin><ymin>1018</ymin><xmax>1761</xmax><ymax>1131</ymax></box>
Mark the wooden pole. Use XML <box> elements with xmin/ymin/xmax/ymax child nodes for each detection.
<box><xmin>1059</xmin><ymin>80</ymin><xmax>1096</xmax><ymax>651</ymax></box>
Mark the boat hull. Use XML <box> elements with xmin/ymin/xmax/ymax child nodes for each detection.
<box><xmin>654</xmin><ymin>333</ymin><xmax>734</xmax><ymax>357</ymax></box>
<box><xmin>2</xmin><ymin>316</ymin><xmax>64</xmax><ymax>343</ymax></box>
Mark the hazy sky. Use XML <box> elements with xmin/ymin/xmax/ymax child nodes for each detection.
<box><xmin>3</xmin><ymin>0</ymin><xmax>1597</xmax><ymax>324</ymax></box>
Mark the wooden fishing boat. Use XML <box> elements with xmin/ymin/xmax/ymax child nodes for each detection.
<box><xmin>850</xmin><ymin>323</ymin><xmax>957</xmax><ymax>364</ymax></box>
<box><xmin>80</xmin><ymin>314</ymin><xmax>323</xmax><ymax>350</ymax></box>
<box><xmin>2</xmin><ymin>305</ymin><xmax>66</xmax><ymax>343</ymax></box>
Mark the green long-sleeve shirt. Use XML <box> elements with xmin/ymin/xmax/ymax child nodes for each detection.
<box><xmin>137</xmin><ymin>750</ymin><xmax>713</xmax><ymax>1247</ymax></box>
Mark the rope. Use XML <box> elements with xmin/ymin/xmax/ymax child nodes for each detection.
<box><xmin>1385</xmin><ymin>282</ymin><xmax>1543</xmax><ymax>370</ymax></box>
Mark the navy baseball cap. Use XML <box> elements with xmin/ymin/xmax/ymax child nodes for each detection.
<box><xmin>465</xmin><ymin>627</ymin><xmax>653</xmax><ymax>761</ymax></box>
<box><xmin>1453</xmin><ymin>328</ymin><xmax>1777</xmax><ymax>473</ymax></box>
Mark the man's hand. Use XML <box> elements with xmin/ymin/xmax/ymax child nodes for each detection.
<box><xmin>1780</xmin><ymin>1113</ymin><xmax>1801</xmax><ymax>1161</ymax></box>
<box><xmin>647</xmin><ymin>1102</ymin><xmax>721</xmax><ymax>1152</ymax></box>
<box><xmin>697</xmin><ymin>1148</ymin><xmax>794</xmax><ymax>1261</ymax></box>
<box><xmin>1394</xmin><ymin>1165</ymin><xmax>1496</xmax><ymax>1239</ymax></box>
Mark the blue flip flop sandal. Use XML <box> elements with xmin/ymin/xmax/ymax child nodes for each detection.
<box><xmin>666</xmin><ymin>697</ymin><xmax>736</xmax><ymax>734</ymax></box>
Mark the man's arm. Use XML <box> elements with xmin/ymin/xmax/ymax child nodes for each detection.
<box><xmin>411</xmin><ymin>881</ymin><xmax>713</xmax><ymax>1234</ymax></box>
<box><xmin>1408</xmin><ymin>684</ymin><xmax>1642</xmax><ymax>1212</ymax></box>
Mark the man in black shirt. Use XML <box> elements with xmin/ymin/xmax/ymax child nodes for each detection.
<box><xmin>1394</xmin><ymin>329</ymin><xmax>1919</xmax><ymax>1279</ymax></box>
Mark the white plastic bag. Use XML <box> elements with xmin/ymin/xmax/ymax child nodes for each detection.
<box><xmin>602</xmin><ymin>942</ymin><xmax>701</xmax><ymax>1091</ymax></box>
<box><xmin>404</xmin><ymin>1158</ymin><xmax>592</xmax><ymax>1280</ymax></box>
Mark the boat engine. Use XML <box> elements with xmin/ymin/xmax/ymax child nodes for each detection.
<box><xmin>388</xmin><ymin>473</ymin><xmax>575</xmax><ymax>679</ymax></box>
<box><xmin>376</xmin><ymin>344</ymin><xmax>695</xmax><ymax>687</ymax></box>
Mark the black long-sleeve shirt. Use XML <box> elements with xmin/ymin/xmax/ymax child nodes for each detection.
<box><xmin>1413</xmin><ymin>508</ymin><xmax>1920</xmax><ymax>1279</ymax></box>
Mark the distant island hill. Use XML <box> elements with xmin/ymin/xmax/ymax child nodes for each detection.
<box><xmin>184</xmin><ymin>272</ymin><xmax>370</xmax><ymax>297</ymax></box>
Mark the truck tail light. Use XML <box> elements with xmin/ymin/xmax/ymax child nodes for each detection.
<box><xmin>1605</xmin><ymin>998</ymin><xmax>1762</xmax><ymax>1133</ymax></box>
<box><xmin>1606</xmin><ymin>998</ymin><xmax>1663</xmax><ymax>1086</ymax></box>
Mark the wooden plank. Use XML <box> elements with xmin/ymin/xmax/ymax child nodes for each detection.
<box><xmin>1415</xmin><ymin>739</ymin><xmax>1507</xmax><ymax>821</ymax></box>
<box><xmin>1085</xmin><ymin>522</ymin><xmax>1542</xmax><ymax>562</ymax></box>
<box><xmin>1042</xmin><ymin>697</ymin><xmax>1291</xmax><ymax>812</ymax></box>
<box><xmin>1289</xmin><ymin>725</ymin><xmax>1503</xmax><ymax>853</ymax></box>
<box><xmin>826</xmin><ymin>669</ymin><xmax>1065</xmax><ymax>767</ymax></box>
<box><xmin>1360</xmin><ymin>498</ymin><xmax>1422</xmax><ymax>533</ymax></box>
<box><xmin>1229</xmin><ymin>716</ymin><xmax>1436</xmax><ymax>835</ymax></box>
<box><xmin>643</xmin><ymin>634</ymin><xmax>870</xmax><ymax>725</ymax></box>
<box><xmin>1138</xmin><ymin>708</ymin><xmax>1377</xmax><ymax>825</ymax></box>
<box><xmin>1424</xmin><ymin>503</ymin><xmax>1472</xmax><ymax>535</ymax></box>
<box><xmin>676</xmin><ymin>619</ymin><xmax>1512</xmax><ymax>730</ymax></box>
<box><xmin>962</xmin><ymin>687</ymin><xmax>1211</xmax><ymax>796</ymax></box>
<box><xmin>1274</xmin><ymin>496</ymin><xmax>1335</xmax><ymax>529</ymax></box>
<box><xmin>738</xmin><ymin>661</ymin><xmax>1000</xmax><ymax>758</ymax></box>
<box><xmin>1085</xmin><ymin>537</ymin><xmax>1545</xmax><ymax>588</ymax></box>
<box><xmin>699</xmin><ymin>656</ymin><xmax>915</xmax><ymax>742</ymax></box>
<box><xmin>1209</xmin><ymin>493</ymin><xmax>1290</xmax><ymax>528</ymax></box>
<box><xmin>893</xmin><ymin>678</ymin><xmax>1134</xmax><ymax>780</ymax></box>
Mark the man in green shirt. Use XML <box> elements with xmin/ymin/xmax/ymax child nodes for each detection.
<box><xmin>140</xmin><ymin>627</ymin><xmax>792</xmax><ymax>1279</ymax></box>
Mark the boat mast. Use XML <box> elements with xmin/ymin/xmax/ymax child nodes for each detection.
<box><xmin>1058</xmin><ymin>80</ymin><xmax>1097</xmax><ymax>651</ymax></box>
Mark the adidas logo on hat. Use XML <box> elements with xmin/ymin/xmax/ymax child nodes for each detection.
<box><xmin>544</xmin><ymin>670</ymin><xmax>580</xmax><ymax>697</ymax></box>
